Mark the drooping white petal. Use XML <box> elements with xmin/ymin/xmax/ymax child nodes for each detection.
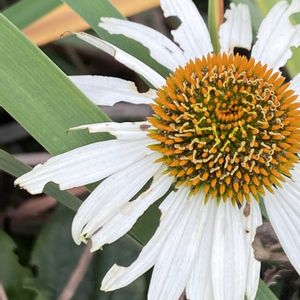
<box><xmin>242</xmin><ymin>200</ymin><xmax>262</xmax><ymax>300</ymax></box>
<box><xmin>147</xmin><ymin>190</ymin><xmax>205</xmax><ymax>300</ymax></box>
<box><xmin>219</xmin><ymin>3</ymin><xmax>252</xmax><ymax>53</ymax></box>
<box><xmin>99</xmin><ymin>18</ymin><xmax>186</xmax><ymax>71</ymax></box>
<box><xmin>69</xmin><ymin>75</ymin><xmax>156</xmax><ymax>106</ymax></box>
<box><xmin>186</xmin><ymin>200</ymin><xmax>216</xmax><ymax>300</ymax></box>
<box><xmin>211</xmin><ymin>201</ymin><xmax>247</xmax><ymax>300</ymax></box>
<box><xmin>101</xmin><ymin>187</ymin><xmax>190</xmax><ymax>291</ymax></box>
<box><xmin>70</xmin><ymin>121</ymin><xmax>152</xmax><ymax>140</ymax></box>
<box><xmin>252</xmin><ymin>0</ymin><xmax>300</xmax><ymax>70</ymax></box>
<box><xmin>76</xmin><ymin>33</ymin><xmax>165</xmax><ymax>88</ymax></box>
<box><xmin>264</xmin><ymin>163</ymin><xmax>300</xmax><ymax>274</ymax></box>
<box><xmin>71</xmin><ymin>153</ymin><xmax>161</xmax><ymax>245</ymax></box>
<box><xmin>160</xmin><ymin>0</ymin><xmax>213</xmax><ymax>60</ymax></box>
<box><xmin>15</xmin><ymin>139</ymin><xmax>151</xmax><ymax>194</ymax></box>
<box><xmin>90</xmin><ymin>172</ymin><xmax>173</xmax><ymax>251</ymax></box>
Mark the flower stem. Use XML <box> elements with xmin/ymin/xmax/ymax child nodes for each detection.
<box><xmin>208</xmin><ymin>0</ymin><xmax>224</xmax><ymax>53</ymax></box>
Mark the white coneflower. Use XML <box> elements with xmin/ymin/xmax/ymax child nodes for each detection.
<box><xmin>15</xmin><ymin>0</ymin><xmax>300</xmax><ymax>299</ymax></box>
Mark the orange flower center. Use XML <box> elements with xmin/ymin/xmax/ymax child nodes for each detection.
<box><xmin>148</xmin><ymin>53</ymin><xmax>300</xmax><ymax>204</ymax></box>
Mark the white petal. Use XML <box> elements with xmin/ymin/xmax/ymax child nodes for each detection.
<box><xmin>252</xmin><ymin>0</ymin><xmax>300</xmax><ymax>70</ymax></box>
<box><xmin>219</xmin><ymin>3</ymin><xmax>252</xmax><ymax>53</ymax></box>
<box><xmin>160</xmin><ymin>0</ymin><xmax>213</xmax><ymax>60</ymax></box>
<box><xmin>15</xmin><ymin>139</ymin><xmax>151</xmax><ymax>194</ymax></box>
<box><xmin>69</xmin><ymin>75</ymin><xmax>156</xmax><ymax>106</ymax></box>
<box><xmin>99</xmin><ymin>18</ymin><xmax>186</xmax><ymax>71</ymax></box>
<box><xmin>186</xmin><ymin>200</ymin><xmax>216</xmax><ymax>300</ymax></box>
<box><xmin>211</xmin><ymin>201</ymin><xmax>247</xmax><ymax>300</ymax></box>
<box><xmin>70</xmin><ymin>121</ymin><xmax>152</xmax><ymax>140</ymax></box>
<box><xmin>242</xmin><ymin>200</ymin><xmax>262</xmax><ymax>300</ymax></box>
<box><xmin>147</xmin><ymin>190</ymin><xmax>205</xmax><ymax>300</ymax></box>
<box><xmin>76</xmin><ymin>33</ymin><xmax>165</xmax><ymax>88</ymax></box>
<box><xmin>90</xmin><ymin>172</ymin><xmax>173</xmax><ymax>251</ymax></box>
<box><xmin>264</xmin><ymin>163</ymin><xmax>300</xmax><ymax>274</ymax></box>
<box><xmin>101</xmin><ymin>187</ymin><xmax>189</xmax><ymax>291</ymax></box>
<box><xmin>71</xmin><ymin>153</ymin><xmax>161</xmax><ymax>244</ymax></box>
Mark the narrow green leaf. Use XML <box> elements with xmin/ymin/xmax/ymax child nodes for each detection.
<box><xmin>2</xmin><ymin>0</ymin><xmax>60</xmax><ymax>29</ymax></box>
<box><xmin>0</xmin><ymin>149</ymin><xmax>31</xmax><ymax>176</ymax></box>
<box><xmin>0</xmin><ymin>15</ymin><xmax>159</xmax><ymax>243</ymax></box>
<box><xmin>0</xmin><ymin>15</ymin><xmax>109</xmax><ymax>155</ymax></box>
<box><xmin>255</xmin><ymin>279</ymin><xmax>278</xmax><ymax>300</ymax></box>
<box><xmin>208</xmin><ymin>0</ymin><xmax>224</xmax><ymax>52</ymax></box>
<box><xmin>62</xmin><ymin>0</ymin><xmax>169</xmax><ymax>77</ymax></box>
<box><xmin>0</xmin><ymin>149</ymin><xmax>81</xmax><ymax>211</ymax></box>
<box><xmin>44</xmin><ymin>183</ymin><xmax>81</xmax><ymax>212</ymax></box>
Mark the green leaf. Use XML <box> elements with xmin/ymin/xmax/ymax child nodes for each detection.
<box><xmin>208</xmin><ymin>0</ymin><xmax>224</xmax><ymax>52</ymax></box>
<box><xmin>0</xmin><ymin>230</ymin><xmax>37</xmax><ymax>299</ymax></box>
<box><xmin>62</xmin><ymin>0</ymin><xmax>169</xmax><ymax>77</ymax></box>
<box><xmin>255</xmin><ymin>279</ymin><xmax>278</xmax><ymax>300</ymax></box>
<box><xmin>0</xmin><ymin>9</ymin><xmax>163</xmax><ymax>244</ymax></box>
<box><xmin>0</xmin><ymin>13</ymin><xmax>159</xmax><ymax>243</ymax></box>
<box><xmin>0</xmin><ymin>15</ymin><xmax>109</xmax><ymax>155</ymax></box>
<box><xmin>0</xmin><ymin>230</ymin><xmax>30</xmax><ymax>287</ymax></box>
<box><xmin>2</xmin><ymin>0</ymin><xmax>60</xmax><ymax>29</ymax></box>
<box><xmin>0</xmin><ymin>149</ymin><xmax>81</xmax><ymax>212</ymax></box>
<box><xmin>0</xmin><ymin>149</ymin><xmax>31</xmax><ymax>177</ymax></box>
<box><xmin>31</xmin><ymin>206</ymin><xmax>146</xmax><ymax>300</ymax></box>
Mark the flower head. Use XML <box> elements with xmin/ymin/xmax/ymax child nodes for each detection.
<box><xmin>149</xmin><ymin>53</ymin><xmax>300</xmax><ymax>203</ymax></box>
<box><xmin>15</xmin><ymin>0</ymin><xmax>300</xmax><ymax>299</ymax></box>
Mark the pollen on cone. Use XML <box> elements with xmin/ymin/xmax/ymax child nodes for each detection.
<box><xmin>148</xmin><ymin>53</ymin><xmax>300</xmax><ymax>204</ymax></box>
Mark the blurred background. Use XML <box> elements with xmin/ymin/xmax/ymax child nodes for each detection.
<box><xmin>0</xmin><ymin>0</ymin><xmax>300</xmax><ymax>299</ymax></box>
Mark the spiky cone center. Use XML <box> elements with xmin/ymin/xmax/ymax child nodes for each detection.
<box><xmin>148</xmin><ymin>53</ymin><xmax>300</xmax><ymax>204</ymax></box>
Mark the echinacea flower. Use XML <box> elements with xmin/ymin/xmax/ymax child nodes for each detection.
<box><xmin>15</xmin><ymin>0</ymin><xmax>300</xmax><ymax>299</ymax></box>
